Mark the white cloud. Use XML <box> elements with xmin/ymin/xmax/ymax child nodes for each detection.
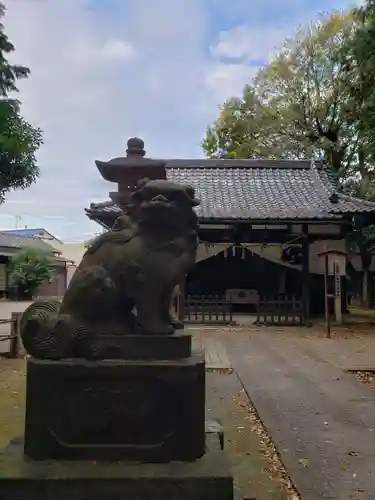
<box><xmin>210</xmin><ymin>25</ymin><xmax>288</xmax><ymax>62</ymax></box>
<box><xmin>101</xmin><ymin>40</ymin><xmax>137</xmax><ymax>61</ymax></box>
<box><xmin>0</xmin><ymin>0</ymin><xmax>211</xmax><ymax>240</ymax></box>
<box><xmin>0</xmin><ymin>0</ymin><xmax>361</xmax><ymax>241</ymax></box>
<box><xmin>205</xmin><ymin>63</ymin><xmax>257</xmax><ymax>105</ymax></box>
<box><xmin>70</xmin><ymin>38</ymin><xmax>137</xmax><ymax>66</ymax></box>
<box><xmin>205</xmin><ymin>24</ymin><xmax>294</xmax><ymax>105</ymax></box>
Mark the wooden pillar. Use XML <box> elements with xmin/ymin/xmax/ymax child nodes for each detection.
<box><xmin>301</xmin><ymin>224</ymin><xmax>310</xmax><ymax>324</ymax></box>
<box><xmin>279</xmin><ymin>267</ymin><xmax>286</xmax><ymax>294</ymax></box>
<box><xmin>323</xmin><ymin>253</ymin><xmax>331</xmax><ymax>338</ymax></box>
<box><xmin>8</xmin><ymin>312</ymin><xmax>21</xmax><ymax>358</ymax></box>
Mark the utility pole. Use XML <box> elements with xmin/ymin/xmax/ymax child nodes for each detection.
<box><xmin>14</xmin><ymin>215</ymin><xmax>22</xmax><ymax>229</ymax></box>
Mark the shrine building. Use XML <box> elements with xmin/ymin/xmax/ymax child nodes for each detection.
<box><xmin>85</xmin><ymin>138</ymin><xmax>375</xmax><ymax>326</ymax></box>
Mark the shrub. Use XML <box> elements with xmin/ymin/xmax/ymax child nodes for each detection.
<box><xmin>8</xmin><ymin>247</ymin><xmax>55</xmax><ymax>299</ymax></box>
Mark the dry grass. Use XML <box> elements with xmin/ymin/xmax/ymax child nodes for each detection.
<box><xmin>207</xmin><ymin>370</ymin><xmax>300</xmax><ymax>500</ymax></box>
<box><xmin>231</xmin><ymin>389</ymin><xmax>300</xmax><ymax>500</ymax></box>
<box><xmin>353</xmin><ymin>370</ymin><xmax>375</xmax><ymax>389</ymax></box>
<box><xmin>0</xmin><ymin>358</ymin><xmax>26</xmax><ymax>448</ymax></box>
<box><xmin>348</xmin><ymin>306</ymin><xmax>375</xmax><ymax>320</ymax></box>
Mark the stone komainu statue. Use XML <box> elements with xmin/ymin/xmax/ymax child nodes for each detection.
<box><xmin>20</xmin><ymin>178</ymin><xmax>199</xmax><ymax>359</ymax></box>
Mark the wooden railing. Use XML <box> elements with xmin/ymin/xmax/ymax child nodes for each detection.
<box><xmin>184</xmin><ymin>295</ymin><xmax>233</xmax><ymax>324</ymax></box>
<box><xmin>0</xmin><ymin>312</ymin><xmax>23</xmax><ymax>358</ymax></box>
<box><xmin>256</xmin><ymin>295</ymin><xmax>304</xmax><ymax>326</ymax></box>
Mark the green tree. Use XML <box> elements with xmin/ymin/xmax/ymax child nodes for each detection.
<box><xmin>8</xmin><ymin>247</ymin><xmax>55</xmax><ymax>299</ymax></box>
<box><xmin>257</xmin><ymin>12</ymin><xmax>360</xmax><ymax>173</ymax></box>
<box><xmin>341</xmin><ymin>2</ymin><xmax>375</xmax><ymax>307</ymax></box>
<box><xmin>345</xmin><ymin>1</ymin><xmax>375</xmax><ymax>163</ymax></box>
<box><xmin>0</xmin><ymin>2</ymin><xmax>43</xmax><ymax>203</ymax></box>
<box><xmin>203</xmin><ymin>10</ymin><xmax>375</xmax><ymax>307</ymax></box>
<box><xmin>203</xmin><ymin>85</ymin><xmax>294</xmax><ymax>160</ymax></box>
<box><xmin>203</xmin><ymin>11</ymin><xmax>361</xmax><ymax>180</ymax></box>
<box><xmin>350</xmin><ymin>2</ymin><xmax>375</xmax><ymax>111</ymax></box>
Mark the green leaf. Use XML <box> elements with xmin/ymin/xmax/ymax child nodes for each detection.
<box><xmin>8</xmin><ymin>247</ymin><xmax>55</xmax><ymax>297</ymax></box>
<box><xmin>202</xmin><ymin>10</ymin><xmax>369</xmax><ymax>180</ymax></box>
<box><xmin>0</xmin><ymin>2</ymin><xmax>42</xmax><ymax>204</ymax></box>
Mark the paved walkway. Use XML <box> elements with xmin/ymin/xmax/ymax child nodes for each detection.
<box><xmin>222</xmin><ymin>329</ymin><xmax>375</xmax><ymax>500</ymax></box>
<box><xmin>190</xmin><ymin>327</ymin><xmax>232</xmax><ymax>370</ymax></box>
<box><xmin>289</xmin><ymin>333</ymin><xmax>375</xmax><ymax>371</ymax></box>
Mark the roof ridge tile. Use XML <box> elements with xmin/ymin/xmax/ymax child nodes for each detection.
<box><xmin>85</xmin><ymin>163</ymin><xmax>375</xmax><ymax>221</ymax></box>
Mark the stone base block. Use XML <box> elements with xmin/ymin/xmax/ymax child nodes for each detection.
<box><xmin>0</xmin><ymin>435</ymin><xmax>234</xmax><ymax>500</ymax></box>
<box><xmin>24</xmin><ymin>354</ymin><xmax>205</xmax><ymax>461</ymax></box>
<box><xmin>85</xmin><ymin>332</ymin><xmax>192</xmax><ymax>360</ymax></box>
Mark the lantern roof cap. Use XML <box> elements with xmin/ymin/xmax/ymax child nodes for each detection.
<box><xmin>95</xmin><ymin>137</ymin><xmax>166</xmax><ymax>183</ymax></box>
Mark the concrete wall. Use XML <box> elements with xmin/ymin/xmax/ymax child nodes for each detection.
<box><xmin>47</xmin><ymin>242</ymin><xmax>85</xmax><ymax>286</ymax></box>
<box><xmin>67</xmin><ymin>264</ymin><xmax>77</xmax><ymax>286</ymax></box>
<box><xmin>37</xmin><ymin>266</ymin><xmax>67</xmax><ymax>297</ymax></box>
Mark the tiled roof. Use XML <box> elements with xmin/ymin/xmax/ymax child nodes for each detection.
<box><xmin>0</xmin><ymin>232</ymin><xmax>59</xmax><ymax>252</ymax></box>
<box><xmin>86</xmin><ymin>160</ymin><xmax>375</xmax><ymax>221</ymax></box>
<box><xmin>1</xmin><ymin>228</ymin><xmax>62</xmax><ymax>243</ymax></box>
<box><xmin>2</xmin><ymin>228</ymin><xmax>45</xmax><ymax>237</ymax></box>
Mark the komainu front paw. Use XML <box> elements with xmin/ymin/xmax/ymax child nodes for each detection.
<box><xmin>141</xmin><ymin>321</ymin><xmax>174</xmax><ymax>335</ymax></box>
<box><xmin>170</xmin><ymin>318</ymin><xmax>184</xmax><ymax>330</ymax></box>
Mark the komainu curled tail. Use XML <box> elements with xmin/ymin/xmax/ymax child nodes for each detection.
<box><xmin>20</xmin><ymin>300</ymin><xmax>74</xmax><ymax>360</ymax></box>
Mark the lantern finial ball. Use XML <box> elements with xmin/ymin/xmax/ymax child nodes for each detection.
<box><xmin>126</xmin><ymin>137</ymin><xmax>145</xmax><ymax>157</ymax></box>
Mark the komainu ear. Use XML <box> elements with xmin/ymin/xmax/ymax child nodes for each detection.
<box><xmin>131</xmin><ymin>178</ymin><xmax>150</xmax><ymax>206</ymax></box>
<box><xmin>184</xmin><ymin>185</ymin><xmax>200</xmax><ymax>206</ymax></box>
<box><xmin>113</xmin><ymin>215</ymin><xmax>132</xmax><ymax>230</ymax></box>
<box><xmin>135</xmin><ymin>177</ymin><xmax>150</xmax><ymax>191</ymax></box>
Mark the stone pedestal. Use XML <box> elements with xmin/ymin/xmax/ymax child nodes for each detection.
<box><xmin>24</xmin><ymin>353</ymin><xmax>205</xmax><ymax>462</ymax></box>
<box><xmin>0</xmin><ymin>434</ymin><xmax>233</xmax><ymax>500</ymax></box>
<box><xmin>77</xmin><ymin>332</ymin><xmax>192</xmax><ymax>360</ymax></box>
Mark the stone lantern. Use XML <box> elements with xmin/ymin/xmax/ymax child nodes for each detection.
<box><xmin>95</xmin><ymin>137</ymin><xmax>167</xmax><ymax>209</ymax></box>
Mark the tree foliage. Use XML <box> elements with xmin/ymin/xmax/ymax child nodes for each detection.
<box><xmin>0</xmin><ymin>2</ymin><xmax>43</xmax><ymax>203</ymax></box>
<box><xmin>8</xmin><ymin>247</ymin><xmax>55</xmax><ymax>298</ymax></box>
<box><xmin>346</xmin><ymin>0</ymin><xmax>375</xmax><ymax>166</ymax></box>
<box><xmin>203</xmin><ymin>9</ymin><xmax>375</xmax><ymax>306</ymax></box>
<box><xmin>202</xmin><ymin>85</ymin><xmax>293</xmax><ymax>160</ymax></box>
<box><xmin>203</xmin><ymin>11</ymin><xmax>363</xmax><ymax>182</ymax></box>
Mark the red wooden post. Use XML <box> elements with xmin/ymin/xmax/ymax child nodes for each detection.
<box><xmin>323</xmin><ymin>253</ymin><xmax>331</xmax><ymax>339</ymax></box>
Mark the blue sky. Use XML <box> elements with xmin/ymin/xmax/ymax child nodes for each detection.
<box><xmin>0</xmin><ymin>0</ymin><xmax>361</xmax><ymax>241</ymax></box>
